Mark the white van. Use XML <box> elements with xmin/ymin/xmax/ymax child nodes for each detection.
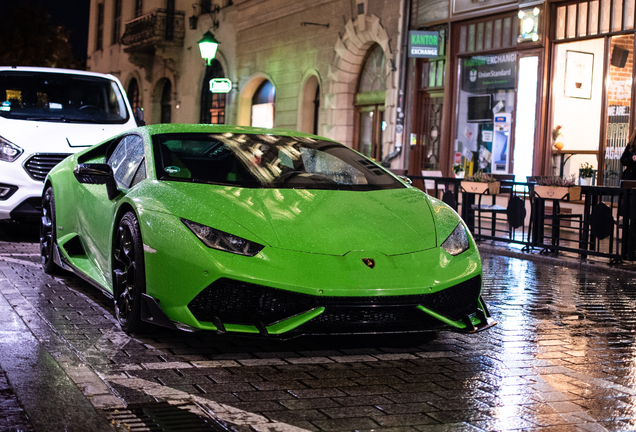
<box><xmin>0</xmin><ymin>66</ymin><xmax>140</xmax><ymax>221</ymax></box>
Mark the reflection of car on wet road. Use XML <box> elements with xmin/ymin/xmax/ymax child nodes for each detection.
<box><xmin>0</xmin><ymin>66</ymin><xmax>138</xmax><ymax>222</ymax></box>
<box><xmin>40</xmin><ymin>124</ymin><xmax>495</xmax><ymax>336</ymax></box>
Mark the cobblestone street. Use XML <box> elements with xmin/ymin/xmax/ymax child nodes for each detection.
<box><xmin>2</xmin><ymin>222</ymin><xmax>636</xmax><ymax>431</ymax></box>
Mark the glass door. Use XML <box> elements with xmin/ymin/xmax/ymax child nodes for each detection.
<box><xmin>513</xmin><ymin>54</ymin><xmax>540</xmax><ymax>182</ymax></box>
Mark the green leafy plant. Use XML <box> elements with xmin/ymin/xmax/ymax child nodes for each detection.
<box><xmin>535</xmin><ymin>175</ymin><xmax>576</xmax><ymax>187</ymax></box>
<box><xmin>453</xmin><ymin>164</ymin><xmax>464</xmax><ymax>174</ymax></box>
<box><xmin>580</xmin><ymin>162</ymin><xmax>594</xmax><ymax>179</ymax></box>
<box><xmin>552</xmin><ymin>125</ymin><xmax>563</xmax><ymax>141</ymax></box>
<box><xmin>464</xmin><ymin>171</ymin><xmax>496</xmax><ymax>183</ymax></box>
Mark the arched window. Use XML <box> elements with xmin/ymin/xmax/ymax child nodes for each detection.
<box><xmin>355</xmin><ymin>44</ymin><xmax>387</xmax><ymax>161</ymax></box>
<box><xmin>251</xmin><ymin>80</ymin><xmax>275</xmax><ymax>128</ymax></box>
<box><xmin>127</xmin><ymin>78</ymin><xmax>140</xmax><ymax>113</ymax></box>
<box><xmin>300</xmin><ymin>76</ymin><xmax>320</xmax><ymax>135</ymax></box>
<box><xmin>160</xmin><ymin>80</ymin><xmax>171</xmax><ymax>124</ymax></box>
<box><xmin>200</xmin><ymin>59</ymin><xmax>226</xmax><ymax>124</ymax></box>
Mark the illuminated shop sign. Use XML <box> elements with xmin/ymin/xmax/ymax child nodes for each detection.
<box><xmin>461</xmin><ymin>53</ymin><xmax>517</xmax><ymax>92</ymax></box>
<box><xmin>518</xmin><ymin>8</ymin><xmax>540</xmax><ymax>43</ymax></box>
<box><xmin>408</xmin><ymin>31</ymin><xmax>439</xmax><ymax>58</ymax></box>
<box><xmin>209</xmin><ymin>78</ymin><xmax>232</xmax><ymax>93</ymax></box>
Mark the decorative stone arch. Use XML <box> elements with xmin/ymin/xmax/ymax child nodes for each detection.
<box><xmin>297</xmin><ymin>70</ymin><xmax>322</xmax><ymax>135</ymax></box>
<box><xmin>151</xmin><ymin>77</ymin><xmax>173</xmax><ymax>124</ymax></box>
<box><xmin>237</xmin><ymin>73</ymin><xmax>276</xmax><ymax>126</ymax></box>
<box><xmin>324</xmin><ymin>14</ymin><xmax>397</xmax><ymax>149</ymax></box>
<box><xmin>123</xmin><ymin>71</ymin><xmax>144</xmax><ymax>113</ymax></box>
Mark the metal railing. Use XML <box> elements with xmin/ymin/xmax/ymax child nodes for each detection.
<box><xmin>121</xmin><ymin>8</ymin><xmax>185</xmax><ymax>50</ymax></box>
<box><xmin>410</xmin><ymin>175</ymin><xmax>636</xmax><ymax>264</ymax></box>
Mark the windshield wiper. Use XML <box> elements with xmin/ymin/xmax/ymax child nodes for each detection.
<box><xmin>26</xmin><ymin>116</ymin><xmax>103</xmax><ymax>124</ymax></box>
<box><xmin>25</xmin><ymin>116</ymin><xmax>71</xmax><ymax>122</ymax></box>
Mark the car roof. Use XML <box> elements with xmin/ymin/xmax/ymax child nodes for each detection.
<box><xmin>141</xmin><ymin>124</ymin><xmax>336</xmax><ymax>142</ymax></box>
<box><xmin>0</xmin><ymin>66</ymin><xmax>120</xmax><ymax>81</ymax></box>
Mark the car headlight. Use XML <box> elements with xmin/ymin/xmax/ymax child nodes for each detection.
<box><xmin>441</xmin><ymin>223</ymin><xmax>469</xmax><ymax>256</ymax></box>
<box><xmin>182</xmin><ymin>218</ymin><xmax>264</xmax><ymax>257</ymax></box>
<box><xmin>0</xmin><ymin>136</ymin><xmax>23</xmax><ymax>162</ymax></box>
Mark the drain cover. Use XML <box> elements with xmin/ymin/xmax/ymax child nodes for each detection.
<box><xmin>104</xmin><ymin>401</ymin><xmax>228</xmax><ymax>431</ymax></box>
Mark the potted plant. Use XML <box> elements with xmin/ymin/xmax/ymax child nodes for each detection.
<box><xmin>453</xmin><ymin>164</ymin><xmax>465</xmax><ymax>179</ymax></box>
<box><xmin>579</xmin><ymin>162</ymin><xmax>594</xmax><ymax>185</ymax></box>
<box><xmin>533</xmin><ymin>175</ymin><xmax>581</xmax><ymax>201</ymax></box>
<box><xmin>461</xmin><ymin>171</ymin><xmax>500</xmax><ymax>195</ymax></box>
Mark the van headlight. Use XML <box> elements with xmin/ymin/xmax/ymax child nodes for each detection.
<box><xmin>441</xmin><ymin>223</ymin><xmax>469</xmax><ymax>256</ymax></box>
<box><xmin>0</xmin><ymin>136</ymin><xmax>23</xmax><ymax>162</ymax></box>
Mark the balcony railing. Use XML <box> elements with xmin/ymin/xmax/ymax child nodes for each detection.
<box><xmin>121</xmin><ymin>8</ymin><xmax>185</xmax><ymax>52</ymax></box>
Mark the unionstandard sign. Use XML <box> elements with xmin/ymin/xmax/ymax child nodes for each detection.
<box><xmin>408</xmin><ymin>31</ymin><xmax>439</xmax><ymax>58</ymax></box>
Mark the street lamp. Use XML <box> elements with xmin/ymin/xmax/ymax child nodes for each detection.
<box><xmin>198</xmin><ymin>31</ymin><xmax>220</xmax><ymax>66</ymax></box>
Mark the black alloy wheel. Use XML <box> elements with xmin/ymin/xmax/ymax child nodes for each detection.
<box><xmin>40</xmin><ymin>187</ymin><xmax>60</xmax><ymax>274</ymax></box>
<box><xmin>113</xmin><ymin>212</ymin><xmax>147</xmax><ymax>334</ymax></box>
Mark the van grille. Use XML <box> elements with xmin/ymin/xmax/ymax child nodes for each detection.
<box><xmin>23</xmin><ymin>153</ymin><xmax>71</xmax><ymax>181</ymax></box>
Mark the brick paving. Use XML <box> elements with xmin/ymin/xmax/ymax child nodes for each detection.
<box><xmin>3</xmin><ymin>221</ymin><xmax>636</xmax><ymax>431</ymax></box>
<box><xmin>0</xmin><ymin>369</ymin><xmax>34</xmax><ymax>432</ymax></box>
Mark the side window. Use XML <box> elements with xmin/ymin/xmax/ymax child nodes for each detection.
<box><xmin>107</xmin><ymin>135</ymin><xmax>145</xmax><ymax>189</ymax></box>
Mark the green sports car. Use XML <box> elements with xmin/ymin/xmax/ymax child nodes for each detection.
<box><xmin>40</xmin><ymin>124</ymin><xmax>495</xmax><ymax>336</ymax></box>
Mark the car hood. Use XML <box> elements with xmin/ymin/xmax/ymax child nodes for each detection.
<box><xmin>0</xmin><ymin>117</ymin><xmax>135</xmax><ymax>154</ymax></box>
<box><xmin>141</xmin><ymin>183</ymin><xmax>438</xmax><ymax>256</ymax></box>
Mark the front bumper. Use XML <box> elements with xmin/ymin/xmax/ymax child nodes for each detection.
<box><xmin>0</xmin><ymin>153</ymin><xmax>70</xmax><ymax>220</ymax></box>
<box><xmin>139</xmin><ymin>275</ymin><xmax>496</xmax><ymax>338</ymax></box>
<box><xmin>181</xmin><ymin>275</ymin><xmax>494</xmax><ymax>336</ymax></box>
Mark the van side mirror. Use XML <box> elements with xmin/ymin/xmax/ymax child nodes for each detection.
<box><xmin>135</xmin><ymin>108</ymin><xmax>145</xmax><ymax>126</ymax></box>
<box><xmin>73</xmin><ymin>163</ymin><xmax>119</xmax><ymax>200</ymax></box>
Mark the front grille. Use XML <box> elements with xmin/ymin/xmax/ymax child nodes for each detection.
<box><xmin>187</xmin><ymin>276</ymin><xmax>482</xmax><ymax>330</ymax></box>
<box><xmin>23</xmin><ymin>153</ymin><xmax>71</xmax><ymax>181</ymax></box>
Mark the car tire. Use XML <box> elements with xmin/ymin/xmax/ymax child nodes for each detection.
<box><xmin>113</xmin><ymin>211</ymin><xmax>148</xmax><ymax>334</ymax></box>
<box><xmin>40</xmin><ymin>187</ymin><xmax>61</xmax><ymax>275</ymax></box>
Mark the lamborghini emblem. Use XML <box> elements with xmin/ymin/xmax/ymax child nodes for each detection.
<box><xmin>362</xmin><ymin>258</ymin><xmax>375</xmax><ymax>269</ymax></box>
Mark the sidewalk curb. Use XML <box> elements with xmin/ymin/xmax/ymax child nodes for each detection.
<box><xmin>0</xmin><ymin>277</ymin><xmax>116</xmax><ymax>432</ymax></box>
<box><xmin>478</xmin><ymin>243</ymin><xmax>636</xmax><ymax>277</ymax></box>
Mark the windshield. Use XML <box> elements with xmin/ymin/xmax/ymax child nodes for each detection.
<box><xmin>153</xmin><ymin>133</ymin><xmax>405</xmax><ymax>191</ymax></box>
<box><xmin>0</xmin><ymin>71</ymin><xmax>130</xmax><ymax>124</ymax></box>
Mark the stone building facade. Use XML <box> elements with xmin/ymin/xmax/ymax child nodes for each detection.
<box><xmin>87</xmin><ymin>0</ymin><xmax>407</xmax><ymax>167</ymax></box>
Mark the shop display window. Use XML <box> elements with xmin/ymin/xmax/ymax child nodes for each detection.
<box><xmin>551</xmin><ymin>35</ymin><xmax>632</xmax><ymax>186</ymax></box>
<box><xmin>454</xmin><ymin>52</ymin><xmax>516</xmax><ymax>175</ymax></box>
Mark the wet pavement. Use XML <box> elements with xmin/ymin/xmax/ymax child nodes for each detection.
<box><xmin>2</xmin><ymin>221</ymin><xmax>636</xmax><ymax>431</ymax></box>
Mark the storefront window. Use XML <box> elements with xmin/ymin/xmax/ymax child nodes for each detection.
<box><xmin>455</xmin><ymin>52</ymin><xmax>516</xmax><ymax>175</ymax></box>
<box><xmin>603</xmin><ymin>35</ymin><xmax>633</xmax><ymax>186</ymax></box>
<box><xmin>552</xmin><ymin>38</ymin><xmax>605</xmax><ymax>181</ymax></box>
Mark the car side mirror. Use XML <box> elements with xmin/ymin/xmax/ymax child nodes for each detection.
<box><xmin>73</xmin><ymin>163</ymin><xmax>119</xmax><ymax>200</ymax></box>
<box><xmin>135</xmin><ymin>108</ymin><xmax>145</xmax><ymax>127</ymax></box>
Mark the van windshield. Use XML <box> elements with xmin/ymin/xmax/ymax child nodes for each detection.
<box><xmin>0</xmin><ymin>71</ymin><xmax>129</xmax><ymax>124</ymax></box>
